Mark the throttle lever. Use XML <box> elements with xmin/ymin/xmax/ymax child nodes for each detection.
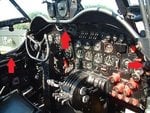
<box><xmin>47</xmin><ymin>79</ymin><xmax>61</xmax><ymax>88</ymax></box>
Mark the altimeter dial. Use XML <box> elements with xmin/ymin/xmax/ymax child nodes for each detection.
<box><xmin>104</xmin><ymin>55</ymin><xmax>116</xmax><ymax>66</ymax></box>
<box><xmin>85</xmin><ymin>51</ymin><xmax>92</xmax><ymax>61</ymax></box>
<box><xmin>94</xmin><ymin>53</ymin><xmax>103</xmax><ymax>64</ymax></box>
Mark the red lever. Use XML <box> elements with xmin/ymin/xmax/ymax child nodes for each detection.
<box><xmin>61</xmin><ymin>32</ymin><xmax>71</xmax><ymax>50</ymax></box>
<box><xmin>128</xmin><ymin>61</ymin><xmax>143</xmax><ymax>69</ymax></box>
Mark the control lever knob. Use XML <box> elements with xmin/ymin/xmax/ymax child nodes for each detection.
<box><xmin>82</xmin><ymin>95</ymin><xmax>90</xmax><ymax>103</ymax></box>
<box><xmin>109</xmin><ymin>72</ymin><xmax>121</xmax><ymax>83</ymax></box>
<box><xmin>127</xmin><ymin>78</ymin><xmax>138</xmax><ymax>89</ymax></box>
<box><xmin>123</xmin><ymin>85</ymin><xmax>133</xmax><ymax>96</ymax></box>
<box><xmin>113</xmin><ymin>83</ymin><xmax>125</xmax><ymax>93</ymax></box>
<box><xmin>47</xmin><ymin>79</ymin><xmax>60</xmax><ymax>87</ymax></box>
<box><xmin>80</xmin><ymin>87</ymin><xmax>87</xmax><ymax>95</ymax></box>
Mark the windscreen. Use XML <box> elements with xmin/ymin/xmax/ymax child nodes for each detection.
<box><xmin>0</xmin><ymin>0</ymin><xmax>24</xmax><ymax>22</ymax></box>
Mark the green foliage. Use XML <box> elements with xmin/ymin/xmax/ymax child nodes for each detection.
<box><xmin>14</xmin><ymin>23</ymin><xmax>30</xmax><ymax>30</ymax></box>
<box><xmin>29</xmin><ymin>11</ymin><xmax>49</xmax><ymax>20</ymax></box>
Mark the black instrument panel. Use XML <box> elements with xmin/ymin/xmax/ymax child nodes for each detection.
<box><xmin>66</xmin><ymin>23</ymin><xmax>138</xmax><ymax>78</ymax></box>
<box><xmin>47</xmin><ymin>22</ymin><xmax>145</xmax><ymax>112</ymax></box>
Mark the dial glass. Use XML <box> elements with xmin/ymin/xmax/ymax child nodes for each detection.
<box><xmin>85</xmin><ymin>51</ymin><xmax>92</xmax><ymax>61</ymax></box>
<box><xmin>75</xmin><ymin>40</ymin><xmax>82</xmax><ymax>48</ymax></box>
<box><xmin>57</xmin><ymin>0</ymin><xmax>68</xmax><ymax>17</ymax></box>
<box><xmin>104</xmin><ymin>55</ymin><xmax>116</xmax><ymax>66</ymax></box>
<box><xmin>104</xmin><ymin>43</ymin><xmax>113</xmax><ymax>53</ymax></box>
<box><xmin>86</xmin><ymin>62</ymin><xmax>93</xmax><ymax>69</ymax></box>
<box><xmin>84</xmin><ymin>42</ymin><xmax>91</xmax><ymax>50</ymax></box>
<box><xmin>94</xmin><ymin>42</ymin><xmax>101</xmax><ymax>51</ymax></box>
<box><xmin>94</xmin><ymin>53</ymin><xmax>103</xmax><ymax>64</ymax></box>
<box><xmin>122</xmin><ymin>58</ymin><xmax>132</xmax><ymax>69</ymax></box>
<box><xmin>76</xmin><ymin>49</ymin><xmax>83</xmax><ymax>58</ymax></box>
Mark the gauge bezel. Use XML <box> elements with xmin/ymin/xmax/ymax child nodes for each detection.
<box><xmin>84</xmin><ymin>42</ymin><xmax>91</xmax><ymax>50</ymax></box>
<box><xmin>104</xmin><ymin>43</ymin><xmax>114</xmax><ymax>53</ymax></box>
<box><xmin>104</xmin><ymin>55</ymin><xmax>117</xmax><ymax>66</ymax></box>
<box><xmin>94</xmin><ymin>41</ymin><xmax>101</xmax><ymax>51</ymax></box>
<box><xmin>84</xmin><ymin>50</ymin><xmax>93</xmax><ymax>61</ymax></box>
<box><xmin>93</xmin><ymin>53</ymin><xmax>103</xmax><ymax>64</ymax></box>
<box><xmin>57</xmin><ymin>0</ymin><xmax>69</xmax><ymax>18</ymax></box>
<box><xmin>76</xmin><ymin>48</ymin><xmax>83</xmax><ymax>59</ymax></box>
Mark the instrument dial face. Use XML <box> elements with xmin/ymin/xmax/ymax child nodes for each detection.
<box><xmin>94</xmin><ymin>42</ymin><xmax>101</xmax><ymax>51</ymax></box>
<box><xmin>84</xmin><ymin>42</ymin><xmax>91</xmax><ymax>50</ymax></box>
<box><xmin>75</xmin><ymin>40</ymin><xmax>81</xmax><ymax>48</ymax></box>
<box><xmin>65</xmin><ymin>45</ymin><xmax>73</xmax><ymax>58</ymax></box>
<box><xmin>85</xmin><ymin>51</ymin><xmax>92</xmax><ymax>61</ymax></box>
<box><xmin>76</xmin><ymin>49</ymin><xmax>83</xmax><ymax>58</ymax></box>
<box><xmin>104</xmin><ymin>43</ymin><xmax>113</xmax><ymax>53</ymax></box>
<box><xmin>94</xmin><ymin>53</ymin><xmax>103</xmax><ymax>64</ymax></box>
<box><xmin>104</xmin><ymin>55</ymin><xmax>116</xmax><ymax>66</ymax></box>
<box><xmin>122</xmin><ymin>58</ymin><xmax>132</xmax><ymax>69</ymax></box>
<box><xmin>47</xmin><ymin>3</ymin><xmax>55</xmax><ymax>18</ymax></box>
<box><xmin>86</xmin><ymin>62</ymin><xmax>93</xmax><ymax>69</ymax></box>
<box><xmin>57</xmin><ymin>0</ymin><xmax>68</xmax><ymax>17</ymax></box>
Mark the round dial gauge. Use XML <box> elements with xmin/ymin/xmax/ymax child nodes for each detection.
<box><xmin>65</xmin><ymin>45</ymin><xmax>73</xmax><ymax>58</ymax></box>
<box><xmin>76</xmin><ymin>49</ymin><xmax>83</xmax><ymax>58</ymax></box>
<box><xmin>104</xmin><ymin>55</ymin><xmax>116</xmax><ymax>66</ymax></box>
<box><xmin>85</xmin><ymin>51</ymin><xmax>92</xmax><ymax>61</ymax></box>
<box><xmin>86</xmin><ymin>62</ymin><xmax>93</xmax><ymax>69</ymax></box>
<box><xmin>57</xmin><ymin>0</ymin><xmax>68</xmax><ymax>18</ymax></box>
<box><xmin>84</xmin><ymin>42</ymin><xmax>91</xmax><ymax>50</ymax></box>
<box><xmin>94</xmin><ymin>53</ymin><xmax>103</xmax><ymax>64</ymax></box>
<box><xmin>47</xmin><ymin>3</ymin><xmax>55</xmax><ymax>18</ymax></box>
<box><xmin>104</xmin><ymin>43</ymin><xmax>113</xmax><ymax>53</ymax></box>
<box><xmin>122</xmin><ymin>58</ymin><xmax>132</xmax><ymax>69</ymax></box>
<box><xmin>94</xmin><ymin>42</ymin><xmax>101</xmax><ymax>51</ymax></box>
<box><xmin>75</xmin><ymin>40</ymin><xmax>81</xmax><ymax>48</ymax></box>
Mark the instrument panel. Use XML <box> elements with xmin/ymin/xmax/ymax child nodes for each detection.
<box><xmin>47</xmin><ymin>23</ymin><xmax>145</xmax><ymax>112</ymax></box>
<box><xmin>47</xmin><ymin>23</ymin><xmax>140</xmax><ymax>79</ymax></box>
<box><xmin>71</xmin><ymin>23</ymin><xmax>137</xmax><ymax>78</ymax></box>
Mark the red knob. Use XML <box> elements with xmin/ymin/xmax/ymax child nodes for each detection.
<box><xmin>117</xmin><ymin>94</ymin><xmax>123</xmax><ymax>100</ymax></box>
<box><xmin>124</xmin><ymin>97</ymin><xmax>130</xmax><ymax>103</ymax></box>
<box><xmin>111</xmin><ymin>90</ymin><xmax>117</xmax><ymax>97</ymax></box>
<box><xmin>109</xmin><ymin>72</ymin><xmax>121</xmax><ymax>83</ymax></box>
<box><xmin>127</xmin><ymin>78</ymin><xmax>138</xmax><ymax>89</ymax></box>
<box><xmin>123</xmin><ymin>85</ymin><xmax>133</xmax><ymax>96</ymax></box>
<box><xmin>113</xmin><ymin>83</ymin><xmax>125</xmax><ymax>93</ymax></box>
<box><xmin>130</xmin><ymin>98</ymin><xmax>139</xmax><ymax>106</ymax></box>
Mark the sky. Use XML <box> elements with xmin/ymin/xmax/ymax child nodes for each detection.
<box><xmin>0</xmin><ymin>0</ymin><xmax>139</xmax><ymax>21</ymax></box>
<box><xmin>0</xmin><ymin>0</ymin><xmax>47</xmax><ymax>21</ymax></box>
<box><xmin>0</xmin><ymin>0</ymin><xmax>119</xmax><ymax>21</ymax></box>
